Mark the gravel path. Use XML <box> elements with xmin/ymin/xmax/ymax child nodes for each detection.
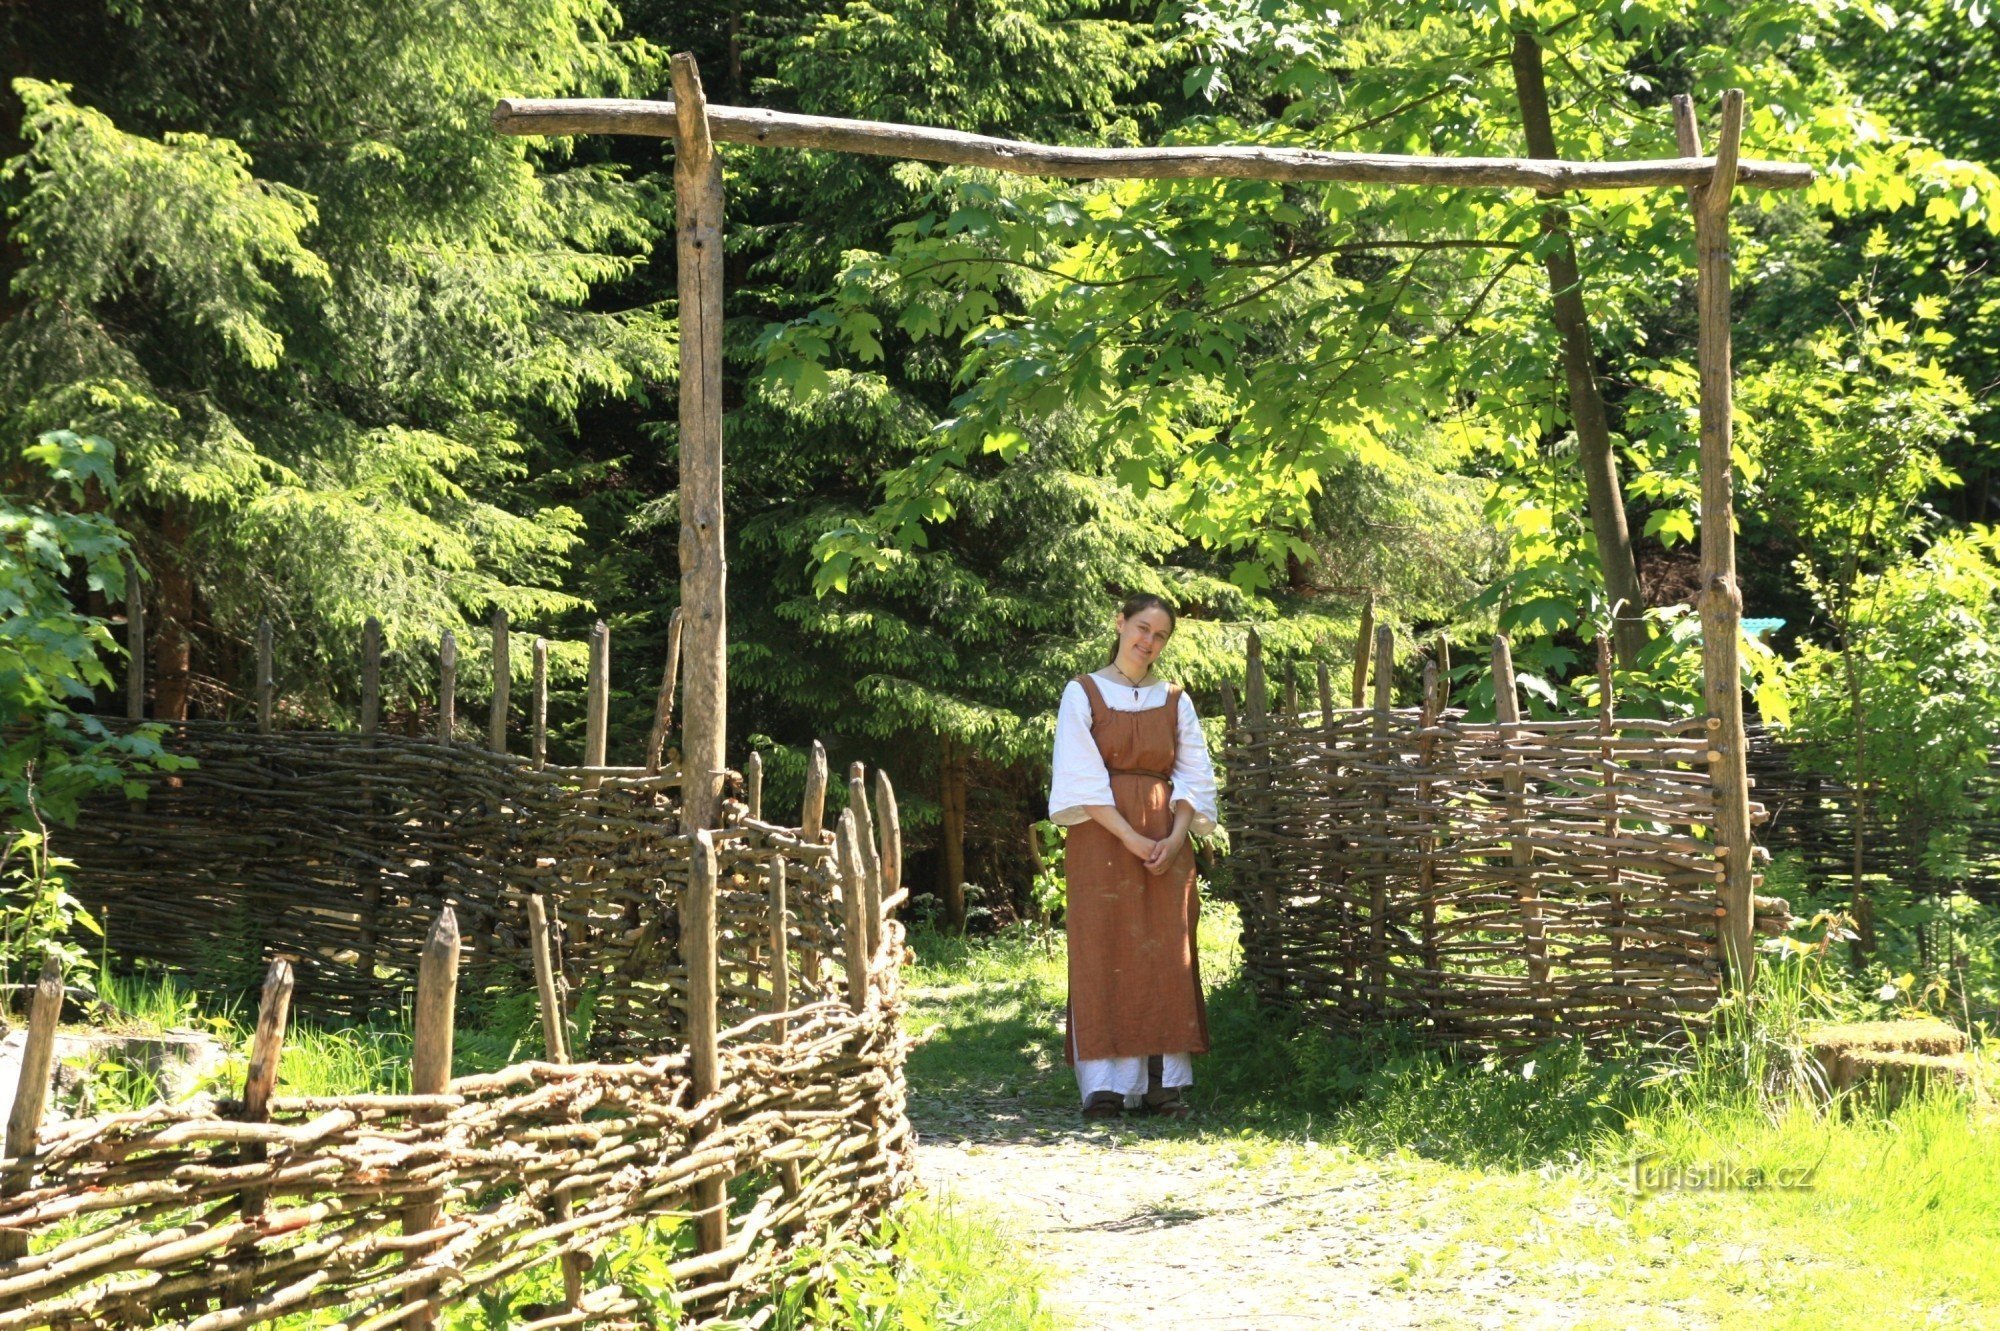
<box><xmin>904</xmin><ymin>988</ymin><xmax>1578</xmax><ymax>1331</ymax></box>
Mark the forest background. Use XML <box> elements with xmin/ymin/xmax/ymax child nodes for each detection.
<box><xmin>8</xmin><ymin>0</ymin><xmax>2000</xmax><ymax>948</ymax></box>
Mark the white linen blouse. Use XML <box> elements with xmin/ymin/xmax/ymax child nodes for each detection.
<box><xmin>1047</xmin><ymin>674</ymin><xmax>1219</xmax><ymax>836</ymax></box>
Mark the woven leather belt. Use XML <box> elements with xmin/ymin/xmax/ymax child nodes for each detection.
<box><xmin>1107</xmin><ymin>768</ymin><xmax>1171</xmax><ymax>782</ymax></box>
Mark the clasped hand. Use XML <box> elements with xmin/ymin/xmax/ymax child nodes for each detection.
<box><xmin>1121</xmin><ymin>828</ymin><xmax>1186</xmax><ymax>876</ymax></box>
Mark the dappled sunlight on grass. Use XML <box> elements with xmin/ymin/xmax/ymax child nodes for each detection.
<box><xmin>907</xmin><ymin>903</ymin><xmax>2000</xmax><ymax>1328</ymax></box>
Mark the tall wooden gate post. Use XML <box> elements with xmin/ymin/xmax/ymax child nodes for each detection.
<box><xmin>674</xmin><ymin>53</ymin><xmax>728</xmax><ymax>833</ymax></box>
<box><xmin>1676</xmin><ymin>90</ymin><xmax>1757</xmax><ymax>994</ymax></box>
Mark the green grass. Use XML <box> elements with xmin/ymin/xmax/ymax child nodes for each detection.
<box><xmin>901</xmin><ymin>904</ymin><xmax>2000</xmax><ymax>1329</ymax></box>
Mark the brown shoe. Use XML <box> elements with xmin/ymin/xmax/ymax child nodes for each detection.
<box><xmin>1082</xmin><ymin>1091</ymin><xmax>1124</xmax><ymax>1120</ymax></box>
<box><xmin>1142</xmin><ymin>1086</ymin><xmax>1192</xmax><ymax>1119</ymax></box>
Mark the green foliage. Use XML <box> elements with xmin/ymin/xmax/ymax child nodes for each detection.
<box><xmin>1</xmin><ymin>432</ymin><xmax>184</xmax><ymax>982</ymax></box>
<box><xmin>1</xmin><ymin>0</ymin><xmax>673</xmax><ymax>714</ymax></box>
<box><xmin>1789</xmin><ymin>531</ymin><xmax>2000</xmax><ymax>876</ymax></box>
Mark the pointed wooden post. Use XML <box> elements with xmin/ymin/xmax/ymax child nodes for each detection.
<box><xmin>874</xmin><ymin>768</ymin><xmax>902</xmax><ymax>905</ymax></box>
<box><xmin>488</xmin><ymin>608</ymin><xmax>510</xmax><ymax>754</ymax></box>
<box><xmin>361</xmin><ymin>617</ymin><xmax>383</xmax><ymax>736</ymax></box>
<box><xmin>685</xmin><ymin>829</ymin><xmax>726</xmax><ymax>1254</ymax></box>
<box><xmin>237</xmin><ymin>957</ymin><xmax>294</xmax><ymax>1238</ymax></box>
<box><xmin>125</xmin><ymin>557</ymin><xmax>144</xmax><ymax>721</ymax></box>
<box><xmin>438</xmin><ymin>630</ymin><xmax>457</xmax><ymax>745</ymax></box>
<box><xmin>0</xmin><ymin>960</ymin><xmax>63</xmax><ymax>1262</ymax></box>
<box><xmin>744</xmin><ymin>751</ymin><xmax>764</xmax><ymax>820</ymax></box>
<box><xmin>1675</xmin><ymin>89</ymin><xmax>1756</xmax><ymax>994</ymax></box>
<box><xmin>645</xmin><ymin>606</ymin><xmax>685</xmax><ymax>775</ymax></box>
<box><xmin>531</xmin><ymin>637</ymin><xmax>549</xmax><ymax>770</ymax></box>
<box><xmin>801</xmin><ymin>740</ymin><xmax>829</xmax><ymax>840</ymax></box>
<box><xmin>403</xmin><ymin>908</ymin><xmax>460</xmax><ymax>1326</ymax></box>
<box><xmin>583</xmin><ymin>620</ymin><xmax>609</xmax><ymax>791</ymax></box>
<box><xmin>849</xmin><ymin>763</ymin><xmax>882</xmax><ymax>962</ymax></box>
<box><xmin>256</xmin><ymin>616</ymin><xmax>274</xmax><ymax>733</ymax></box>
<box><xmin>674</xmin><ymin>51</ymin><xmax>729</xmax><ymax>834</ymax></box>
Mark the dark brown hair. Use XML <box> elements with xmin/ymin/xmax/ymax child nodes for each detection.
<box><xmin>1108</xmin><ymin>593</ymin><xmax>1178</xmax><ymax>664</ymax></box>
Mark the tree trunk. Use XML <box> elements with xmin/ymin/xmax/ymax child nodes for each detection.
<box><xmin>939</xmin><ymin>737</ymin><xmax>967</xmax><ymax>931</ymax></box>
<box><xmin>150</xmin><ymin>506</ymin><xmax>194</xmax><ymax>720</ymax></box>
<box><xmin>1510</xmin><ymin>28</ymin><xmax>1649</xmax><ymax>669</ymax></box>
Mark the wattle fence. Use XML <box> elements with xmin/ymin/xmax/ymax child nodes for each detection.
<box><xmin>1218</xmin><ymin>630</ymin><xmax>1788</xmax><ymax>1048</ymax></box>
<box><xmin>0</xmin><ymin>611</ymin><xmax>912</xmax><ymax>1326</ymax></box>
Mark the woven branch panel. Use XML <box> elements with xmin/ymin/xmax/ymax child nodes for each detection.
<box><xmin>0</xmin><ymin>995</ymin><xmax>910</xmax><ymax>1327</ymax></box>
<box><xmin>1747</xmin><ymin>729</ymin><xmax>2000</xmax><ymax>904</ymax></box>
<box><xmin>58</xmin><ymin>723</ymin><xmax>856</xmax><ymax>1052</ymax></box>
<box><xmin>1221</xmin><ymin>702</ymin><xmax>1744</xmax><ymax>1046</ymax></box>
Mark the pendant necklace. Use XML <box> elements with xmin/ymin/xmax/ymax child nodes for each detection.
<box><xmin>1109</xmin><ymin>662</ymin><xmax>1149</xmax><ymax>703</ymax></box>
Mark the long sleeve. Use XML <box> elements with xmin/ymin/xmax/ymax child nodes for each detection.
<box><xmin>1048</xmin><ymin>681</ymin><xmax>1114</xmax><ymax>825</ymax></box>
<box><xmin>1170</xmin><ymin>692</ymin><xmax>1219</xmax><ymax>836</ymax></box>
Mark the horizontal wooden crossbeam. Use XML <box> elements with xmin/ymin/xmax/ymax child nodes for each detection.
<box><xmin>491</xmin><ymin>97</ymin><xmax>1814</xmax><ymax>192</ymax></box>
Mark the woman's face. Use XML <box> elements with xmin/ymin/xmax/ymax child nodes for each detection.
<box><xmin>1117</xmin><ymin>608</ymin><xmax>1174</xmax><ymax>672</ymax></box>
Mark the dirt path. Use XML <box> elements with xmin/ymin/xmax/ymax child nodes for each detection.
<box><xmin>904</xmin><ymin>991</ymin><xmax>1573</xmax><ymax>1331</ymax></box>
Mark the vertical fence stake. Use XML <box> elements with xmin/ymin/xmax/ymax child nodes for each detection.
<box><xmin>361</xmin><ymin>617</ymin><xmax>383</xmax><ymax>736</ymax></box>
<box><xmin>438</xmin><ymin>631</ymin><xmax>457</xmax><ymax>746</ymax></box>
<box><xmin>766</xmin><ymin>855</ymin><xmax>803</xmax><ymax>1204</ymax></box>
<box><xmin>403</xmin><ymin>908</ymin><xmax>460</xmax><ymax>1328</ymax></box>
<box><xmin>256</xmin><ymin>616</ymin><xmax>274</xmax><ymax>734</ymax></box>
<box><xmin>1417</xmin><ymin>659</ymin><xmax>1442</xmax><ymax>978</ymax></box>
<box><xmin>1368</xmin><ymin>626</ymin><xmax>1394</xmax><ymax>1015</ymax></box>
<box><xmin>531</xmin><ymin>638</ymin><xmax>549</xmax><ymax>771</ymax></box>
<box><xmin>125</xmin><ymin>557</ymin><xmax>145</xmax><ymax>721</ymax></box>
<box><xmin>1349</xmin><ymin>594</ymin><xmax>1375</xmax><ymax>709</ymax></box>
<box><xmin>1598</xmin><ymin>633</ymin><xmax>1630</xmax><ymax>1006</ymax></box>
<box><xmin>848</xmin><ymin>764</ymin><xmax>882</xmax><ymax>963</ymax></box>
<box><xmin>766</xmin><ymin>858</ymin><xmax>791</xmax><ymax>1035</ymax></box>
<box><xmin>645</xmin><ymin>607</ymin><xmax>684</xmax><ymax>776</ymax></box>
<box><xmin>488</xmin><ymin>609</ymin><xmax>510</xmax><ymax>755</ymax></box>
<box><xmin>1492</xmin><ymin>636</ymin><xmax>1549</xmax><ymax>1019</ymax></box>
<box><xmin>1243</xmin><ymin>631</ymin><xmax>1277</xmax><ymax>1003</ymax></box>
<box><xmin>526</xmin><ymin>894</ymin><xmax>584</xmax><ymax>1308</ymax></box>
<box><xmin>744</xmin><ymin>751</ymin><xmax>764</xmax><ymax>821</ymax></box>
<box><xmin>801</xmin><ymin>740</ymin><xmax>830</xmax><ymax>841</ymax></box>
<box><xmin>237</xmin><ymin>958</ymin><xmax>294</xmax><ymax>1241</ymax></box>
<box><xmin>0</xmin><ymin>959</ymin><xmax>63</xmax><ymax>1262</ymax></box>
<box><xmin>837</xmin><ymin>811</ymin><xmax>870</xmax><ymax>1012</ymax></box>
<box><xmin>528</xmin><ymin>896</ymin><xmax>569</xmax><ymax>1064</ymax></box>
<box><xmin>874</xmin><ymin>769</ymin><xmax>901</xmax><ymax>906</ymax></box>
<box><xmin>583</xmin><ymin>620</ymin><xmax>609</xmax><ymax>791</ymax></box>
<box><xmin>1316</xmin><ymin>661</ymin><xmax>1333</xmax><ymax>725</ymax></box>
<box><xmin>686</xmin><ymin>829</ymin><xmax>726</xmax><ymax>1255</ymax></box>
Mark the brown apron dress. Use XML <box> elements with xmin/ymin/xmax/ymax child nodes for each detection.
<box><xmin>1063</xmin><ymin>673</ymin><xmax>1211</xmax><ymax>1064</ymax></box>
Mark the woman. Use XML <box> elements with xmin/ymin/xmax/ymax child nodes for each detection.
<box><xmin>1047</xmin><ymin>593</ymin><xmax>1219</xmax><ymax>1119</ymax></box>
